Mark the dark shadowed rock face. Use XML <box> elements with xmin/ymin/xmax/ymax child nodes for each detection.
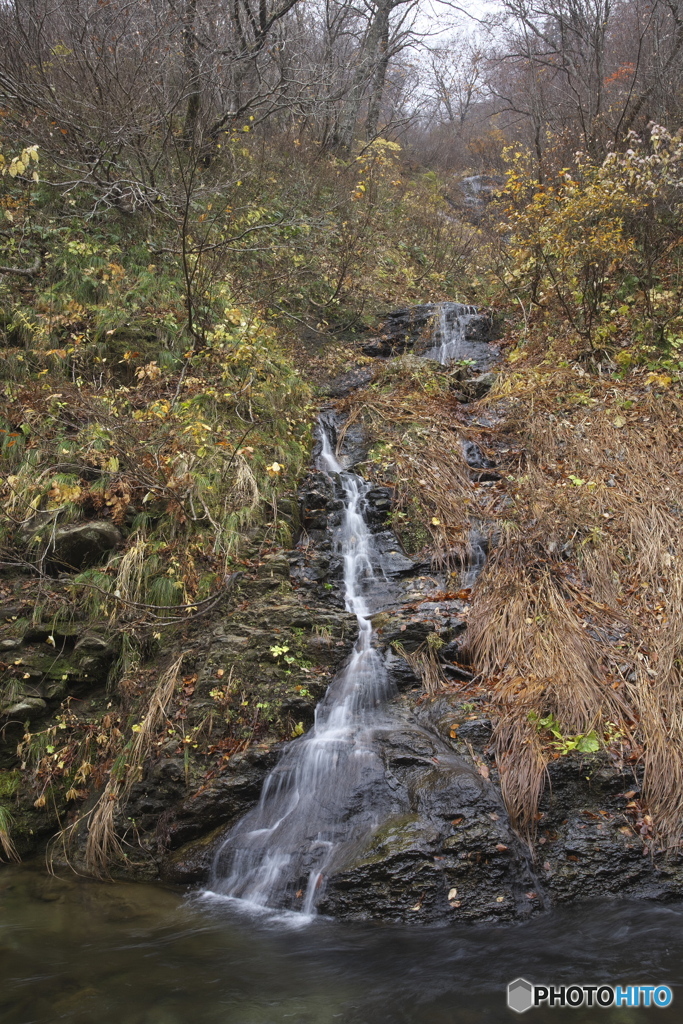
<box><xmin>318</xmin><ymin>714</ymin><xmax>539</xmax><ymax>925</ymax></box>
<box><xmin>537</xmin><ymin>754</ymin><xmax>683</xmax><ymax>903</ymax></box>
<box><xmin>17</xmin><ymin>517</ymin><xmax>122</xmax><ymax>571</ymax></box>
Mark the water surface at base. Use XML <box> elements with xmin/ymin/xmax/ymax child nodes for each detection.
<box><xmin>1</xmin><ymin>867</ymin><xmax>682</xmax><ymax>1023</ymax></box>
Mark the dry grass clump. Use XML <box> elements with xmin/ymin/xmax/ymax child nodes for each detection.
<box><xmin>0</xmin><ymin>806</ymin><xmax>20</xmax><ymax>862</ymax></box>
<box><xmin>341</xmin><ymin>357</ymin><xmax>485</xmax><ymax>562</ymax></box>
<box><xmin>466</xmin><ymin>363</ymin><xmax>683</xmax><ymax>845</ymax></box>
<box><xmin>55</xmin><ymin>654</ymin><xmax>185</xmax><ymax>876</ymax></box>
<box><xmin>392</xmin><ymin>634</ymin><xmax>449</xmax><ymax>694</ymax></box>
<box><xmin>467</xmin><ymin>545</ymin><xmax>630</xmax><ymax>832</ymax></box>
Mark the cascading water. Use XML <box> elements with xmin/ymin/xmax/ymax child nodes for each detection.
<box><xmin>207</xmin><ymin>303</ymin><xmax>494</xmax><ymax>918</ymax></box>
<box><xmin>208</xmin><ymin>418</ymin><xmax>399</xmax><ymax>915</ymax></box>
<box><xmin>425</xmin><ymin>302</ymin><xmax>478</xmax><ymax>363</ymax></box>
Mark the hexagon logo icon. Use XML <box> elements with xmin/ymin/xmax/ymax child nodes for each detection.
<box><xmin>508</xmin><ymin>978</ymin><xmax>534</xmax><ymax>1013</ymax></box>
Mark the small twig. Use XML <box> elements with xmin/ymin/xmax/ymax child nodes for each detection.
<box><xmin>0</xmin><ymin>252</ymin><xmax>43</xmax><ymax>277</ymax></box>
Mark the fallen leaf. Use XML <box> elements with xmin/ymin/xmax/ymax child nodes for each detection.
<box><xmin>613</xmin><ymin>415</ymin><xmax>626</xmax><ymax>428</ymax></box>
<box><xmin>495</xmin><ymin>895</ymin><xmax>505</xmax><ymax>902</ymax></box>
<box><xmin>448</xmin><ymin>888</ymin><xmax>458</xmax><ymax>900</ymax></box>
<box><xmin>495</xmin><ymin>843</ymin><xmax>508</xmax><ymax>852</ymax></box>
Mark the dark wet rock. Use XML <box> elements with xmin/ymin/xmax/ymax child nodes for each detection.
<box><xmin>438</xmin><ymin>636</ymin><xmax>467</xmax><ymax>661</ymax></box>
<box><xmin>158</xmin><ymin>749</ymin><xmax>280</xmax><ymax>851</ymax></box>
<box><xmin>462</xmin><ymin>371</ymin><xmax>497</xmax><ymax>400</ymax></box>
<box><xmin>362</xmin><ymin>303</ymin><xmax>493</xmax><ymax>358</ymax></box>
<box><xmin>455</xmin><ymin>718</ymin><xmax>493</xmax><ymax>750</ymax></box>
<box><xmin>17</xmin><ymin>515</ymin><xmax>122</xmax><ymax>570</ymax></box>
<box><xmin>459</xmin><ymin>314</ymin><xmax>491</xmax><ymax>342</ymax></box>
<box><xmin>383</xmin><ymin>648</ymin><xmax>420</xmax><ymax>691</ymax></box>
<box><xmin>1</xmin><ymin>695</ymin><xmax>47</xmax><ymax>721</ymax></box>
<box><xmin>318</xmin><ymin>720</ymin><xmax>537</xmax><ymax>924</ymax></box>
<box><xmin>526</xmin><ymin>753</ymin><xmax>683</xmax><ymax>904</ymax></box>
<box><xmin>470</xmin><ymin>470</ymin><xmax>502</xmax><ymax>482</ymax></box>
<box><xmin>0</xmin><ymin>627</ymin><xmax>117</xmax><ymax>725</ymax></box>
<box><xmin>363</xmin><ymin>487</ymin><xmax>393</xmax><ymax>528</ymax></box>
<box><xmin>161</xmin><ymin>824</ymin><xmax>228</xmax><ymax>884</ymax></box>
<box><xmin>22</xmin><ymin>520</ymin><xmax>123</xmax><ymax>571</ymax></box>
<box><xmin>462</xmin><ymin>439</ymin><xmax>496</xmax><ymax>469</ymax></box>
<box><xmin>324</xmin><ymin>367</ymin><xmax>374</xmax><ymax>397</ymax></box>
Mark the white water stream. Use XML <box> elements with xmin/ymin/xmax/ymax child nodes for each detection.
<box><xmin>208</xmin><ymin>304</ymin><xmax>488</xmax><ymax>916</ymax></box>
<box><xmin>424</xmin><ymin>302</ymin><xmax>478</xmax><ymax>363</ymax></box>
<box><xmin>209</xmin><ymin>421</ymin><xmax>396</xmax><ymax>915</ymax></box>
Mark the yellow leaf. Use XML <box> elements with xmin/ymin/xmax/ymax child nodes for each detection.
<box><xmin>431</xmin><ymin>517</ymin><xmax>441</xmax><ymax>526</ymax></box>
<box><xmin>645</xmin><ymin>372</ymin><xmax>672</xmax><ymax>389</ymax></box>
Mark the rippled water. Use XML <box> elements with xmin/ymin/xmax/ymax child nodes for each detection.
<box><xmin>1</xmin><ymin>866</ymin><xmax>682</xmax><ymax>1023</ymax></box>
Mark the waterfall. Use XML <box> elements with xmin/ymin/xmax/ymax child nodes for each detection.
<box><xmin>207</xmin><ymin>303</ymin><xmax>490</xmax><ymax>918</ymax></box>
<box><xmin>208</xmin><ymin>417</ymin><xmax>397</xmax><ymax>915</ymax></box>
<box><xmin>424</xmin><ymin>302</ymin><xmax>478</xmax><ymax>364</ymax></box>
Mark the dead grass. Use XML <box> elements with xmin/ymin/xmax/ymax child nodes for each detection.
<box><xmin>392</xmin><ymin>635</ymin><xmax>449</xmax><ymax>694</ymax></box>
<box><xmin>0</xmin><ymin>806</ymin><xmax>20</xmax><ymax>862</ymax></box>
<box><xmin>342</xmin><ymin>356</ymin><xmax>482</xmax><ymax>562</ymax></box>
<box><xmin>345</xmin><ymin>353</ymin><xmax>683</xmax><ymax>847</ymax></box>
<box><xmin>55</xmin><ymin>653</ymin><xmax>185</xmax><ymax>876</ymax></box>
<box><xmin>465</xmin><ymin>364</ymin><xmax>683</xmax><ymax>844</ymax></box>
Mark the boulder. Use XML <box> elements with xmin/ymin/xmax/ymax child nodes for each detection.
<box><xmin>19</xmin><ymin>517</ymin><xmax>122</xmax><ymax>571</ymax></box>
<box><xmin>49</xmin><ymin>521</ymin><xmax>122</xmax><ymax>570</ymax></box>
<box><xmin>1</xmin><ymin>695</ymin><xmax>48</xmax><ymax>721</ymax></box>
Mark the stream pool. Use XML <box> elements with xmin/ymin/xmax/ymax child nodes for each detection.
<box><xmin>1</xmin><ymin>865</ymin><xmax>681</xmax><ymax>1023</ymax></box>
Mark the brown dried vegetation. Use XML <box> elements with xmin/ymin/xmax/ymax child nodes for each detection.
<box><xmin>346</xmin><ymin>354</ymin><xmax>683</xmax><ymax>848</ymax></box>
